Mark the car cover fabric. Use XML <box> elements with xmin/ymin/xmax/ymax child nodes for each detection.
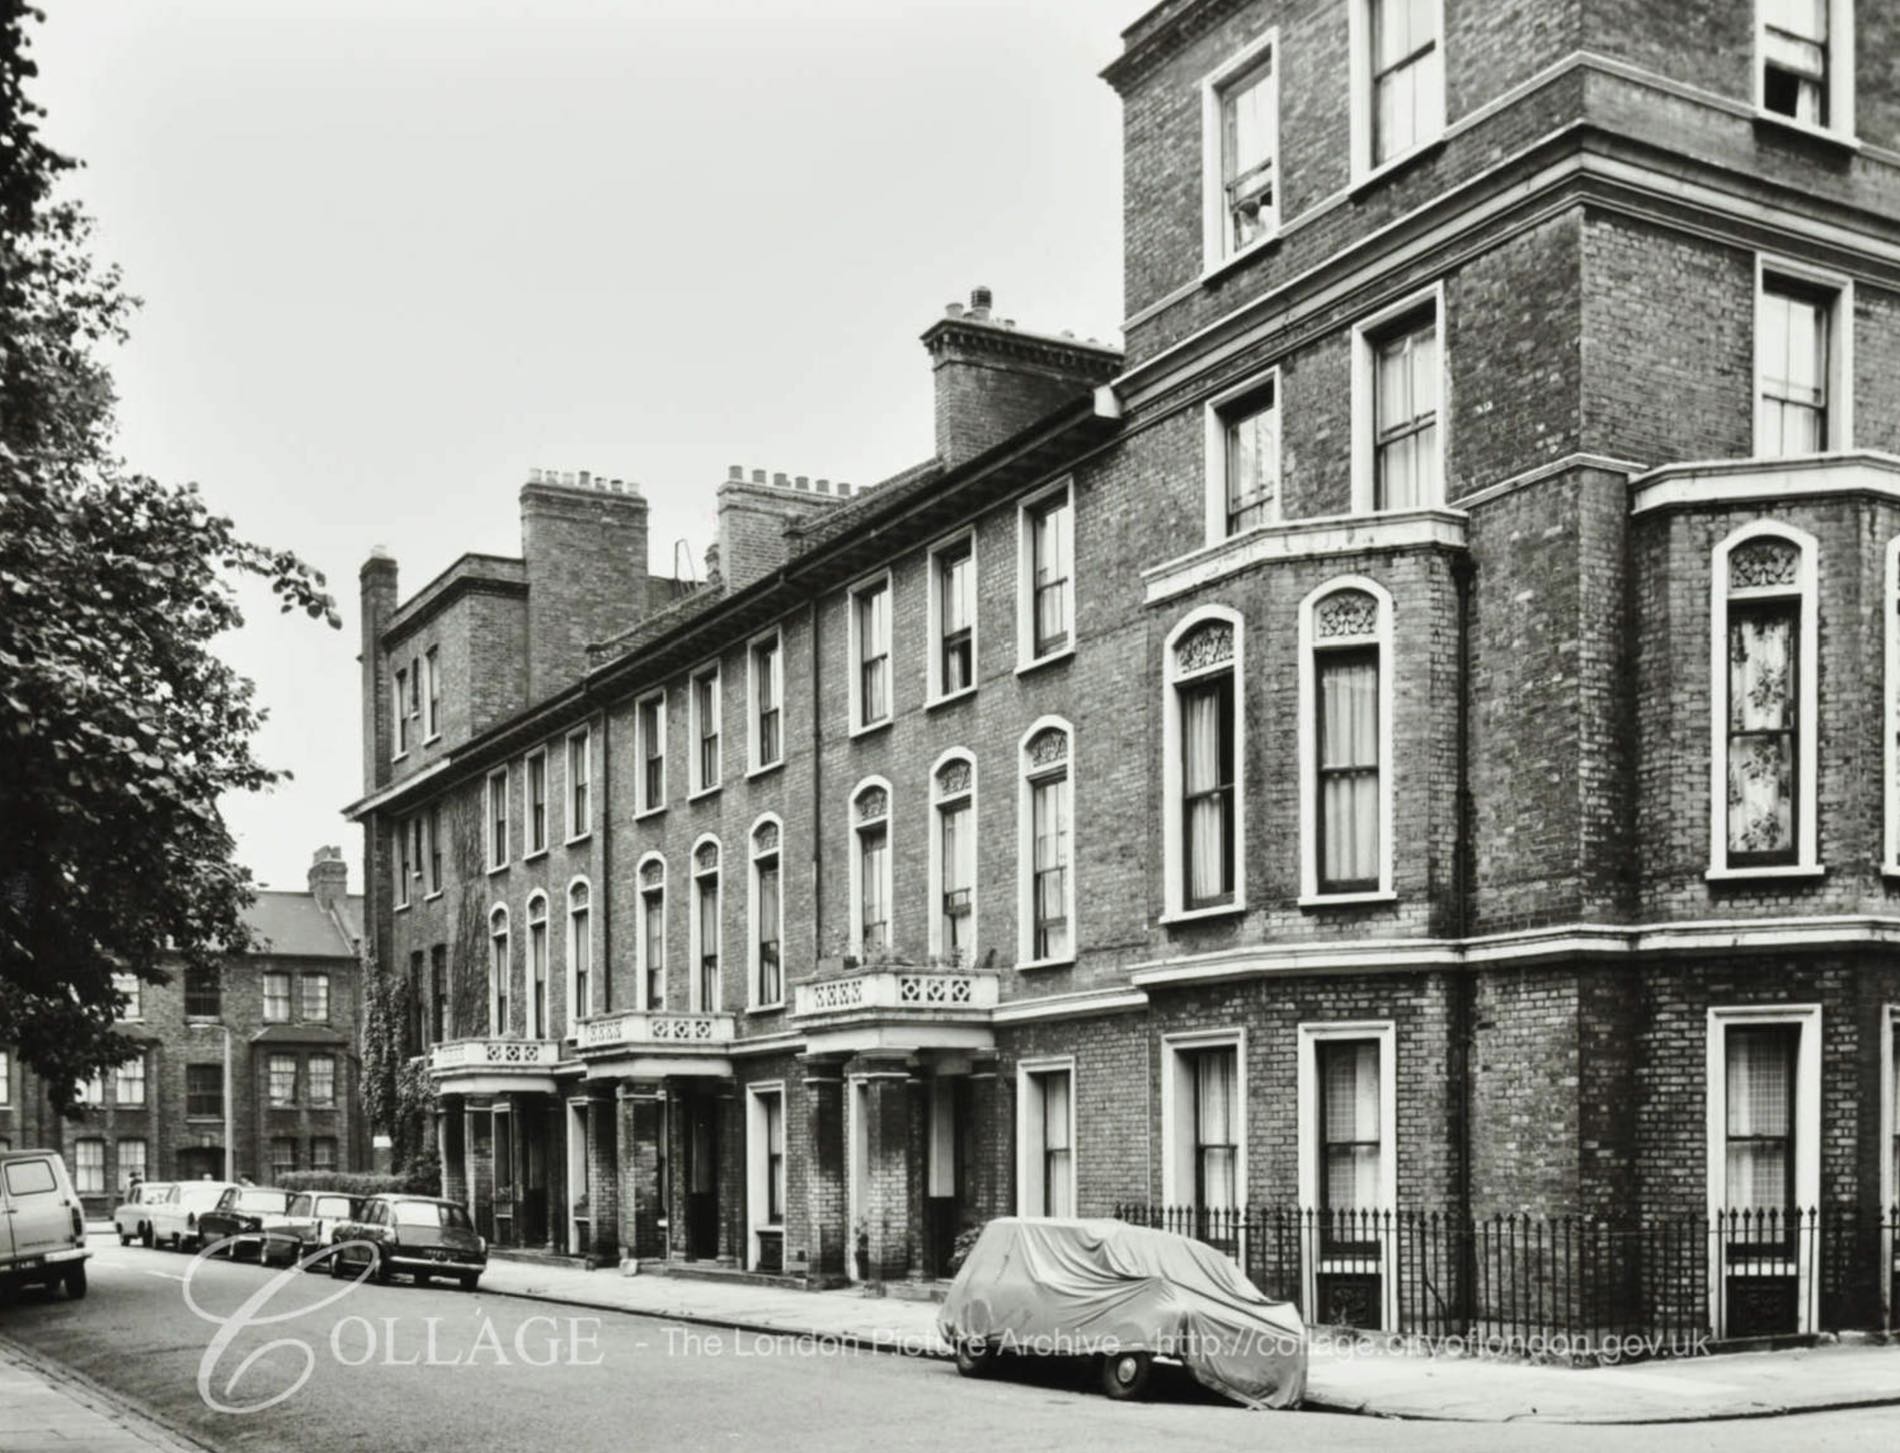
<box><xmin>938</xmin><ymin>1216</ymin><xmax>1307</xmax><ymax>1409</ymax></box>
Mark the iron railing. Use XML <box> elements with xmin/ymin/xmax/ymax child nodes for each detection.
<box><xmin>1113</xmin><ymin>1204</ymin><xmax>1900</xmax><ymax>1357</ymax></box>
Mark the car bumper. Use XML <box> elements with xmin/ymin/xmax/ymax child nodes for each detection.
<box><xmin>3</xmin><ymin>1247</ymin><xmax>89</xmax><ymax>1277</ymax></box>
<box><xmin>389</xmin><ymin>1252</ymin><xmax>485</xmax><ymax>1275</ymax></box>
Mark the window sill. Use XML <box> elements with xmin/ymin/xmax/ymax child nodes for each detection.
<box><xmin>1298</xmin><ymin>890</ymin><xmax>1398</xmax><ymax>909</ymax></box>
<box><xmin>392</xmin><ymin>751</ymin><xmax>410</xmax><ymax>764</ymax></box>
<box><xmin>926</xmin><ymin>686</ymin><xmax>977</xmax><ymax>712</ymax></box>
<box><xmin>1016</xmin><ymin>647</ymin><xmax>1074</xmax><ymax>679</ymax></box>
<box><xmin>394</xmin><ymin>902</ymin><xmax>411</xmax><ymax>914</ymax></box>
<box><xmin>524</xmin><ymin>847</ymin><xmax>549</xmax><ymax>863</ymax></box>
<box><xmin>1199</xmin><ymin>227</ymin><xmax>1281</xmax><ymax>287</ymax></box>
<box><xmin>1751</xmin><ymin>109</ymin><xmax>1861</xmax><ymax>154</ymax></box>
<box><xmin>1141</xmin><ymin>508</ymin><xmax>1466</xmax><ymax>605</ymax></box>
<box><xmin>424</xmin><ymin>891</ymin><xmax>442</xmax><ymax>903</ymax></box>
<box><xmin>634</xmin><ymin>804</ymin><xmax>667</xmax><ymax>823</ymax></box>
<box><xmin>688</xmin><ymin>785</ymin><xmax>722</xmax><ymax>804</ymax></box>
<box><xmin>1017</xmin><ymin>955</ymin><xmax>1075</xmax><ymax>973</ymax></box>
<box><xmin>424</xmin><ymin>732</ymin><xmax>441</xmax><ymax>746</ymax></box>
<box><xmin>1348</xmin><ymin>135</ymin><xmax>1445</xmax><ymax>197</ymax></box>
<box><xmin>747</xmin><ymin>1002</ymin><xmax>786</xmax><ymax>1015</ymax></box>
<box><xmin>849</xmin><ymin>718</ymin><xmax>893</xmax><ymax>741</ymax></box>
<box><xmin>565</xmin><ymin>830</ymin><xmax>592</xmax><ymax>847</ymax></box>
<box><xmin>747</xmin><ymin>760</ymin><xmax>785</xmax><ymax>783</ymax></box>
<box><xmin>1705</xmin><ymin>864</ymin><xmax>1825</xmax><ymax>883</ymax></box>
<box><xmin>487</xmin><ymin>862</ymin><xmax>510</xmax><ymax>876</ymax></box>
<box><xmin>1158</xmin><ymin>902</ymin><xmax>1247</xmax><ymax>927</ymax></box>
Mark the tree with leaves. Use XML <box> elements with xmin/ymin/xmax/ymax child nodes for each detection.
<box><xmin>0</xmin><ymin>1</ymin><xmax>339</xmax><ymax>1107</ymax></box>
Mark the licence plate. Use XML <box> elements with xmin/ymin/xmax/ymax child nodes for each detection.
<box><xmin>13</xmin><ymin>1256</ymin><xmax>42</xmax><ymax>1271</ymax></box>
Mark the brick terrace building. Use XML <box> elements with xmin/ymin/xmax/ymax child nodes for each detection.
<box><xmin>352</xmin><ymin>0</ymin><xmax>1900</xmax><ymax>1340</ymax></box>
<box><xmin>0</xmin><ymin>848</ymin><xmax>368</xmax><ymax>1214</ymax></box>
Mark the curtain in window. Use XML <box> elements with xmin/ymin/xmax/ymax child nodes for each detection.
<box><xmin>1320</xmin><ymin>654</ymin><xmax>1380</xmax><ymax>887</ymax></box>
<box><xmin>697</xmin><ymin>879</ymin><xmax>719</xmax><ymax>1008</ymax></box>
<box><xmin>1727</xmin><ymin>609</ymin><xmax>1796</xmax><ymax>859</ymax></box>
<box><xmin>1182</xmin><ymin>683</ymin><xmax>1229</xmax><ymax>902</ymax></box>
<box><xmin>1042</xmin><ymin>1073</ymin><xmax>1073</xmax><ymax>1217</ymax></box>
<box><xmin>1225</xmin><ymin>401</ymin><xmax>1278</xmax><ymax>531</ymax></box>
<box><xmin>1725</xmin><ymin>1029</ymin><xmax>1793</xmax><ymax>1214</ymax></box>
<box><xmin>859</xmin><ymin>827</ymin><xmax>887</xmax><ymax>947</ymax></box>
<box><xmin>1322</xmin><ymin>1041</ymin><xmax>1381</xmax><ymax>1214</ymax></box>
<box><xmin>643</xmin><ymin>889</ymin><xmax>665</xmax><ymax>1009</ymax></box>
<box><xmin>1032</xmin><ymin>776</ymin><xmax>1070</xmax><ymax>957</ymax></box>
<box><xmin>1760</xmin><ymin>287</ymin><xmax>1828</xmax><ymax>455</ymax></box>
<box><xmin>1374</xmin><ymin>324</ymin><xmax>1438</xmax><ymax>508</ymax></box>
<box><xmin>1195</xmin><ymin>1051</ymin><xmax>1238</xmax><ymax>1210</ymax></box>
<box><xmin>940</xmin><ymin>801</ymin><xmax>972</xmax><ymax>956</ymax></box>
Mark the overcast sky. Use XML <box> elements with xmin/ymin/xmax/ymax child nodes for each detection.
<box><xmin>32</xmin><ymin>1</ymin><xmax>1133</xmax><ymax>894</ymax></box>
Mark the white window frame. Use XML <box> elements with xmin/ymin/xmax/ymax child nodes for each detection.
<box><xmin>524</xmin><ymin>747</ymin><xmax>550</xmax><ymax>858</ymax></box>
<box><xmin>308</xmin><ymin>1054</ymin><xmax>336</xmax><ymax>1107</ymax></box>
<box><xmin>488</xmin><ymin>904</ymin><xmax>510</xmax><ymax>1037</ymax></box>
<box><xmin>1296</xmin><ymin>1021</ymin><xmax>1398</xmax><ymax>1325</ymax></box>
<box><xmin>525</xmin><ymin>890</ymin><xmax>550</xmax><ymax>1039</ymax></box>
<box><xmin>267</xmin><ymin>1053</ymin><xmax>298</xmax><ymax>1107</ymax></box>
<box><xmin>423</xmin><ymin>645</ymin><xmax>441</xmax><ymax>743</ymax></box>
<box><xmin>1015</xmin><ymin>1056</ymin><xmax>1078</xmax><ymax>1217</ymax></box>
<box><xmin>1708</xmin><ymin>522</ymin><xmax>1820</xmax><ymax>879</ymax></box>
<box><xmin>1162</xmin><ymin>607</ymin><xmax>1247</xmax><ymax>923</ymax></box>
<box><xmin>1203</xmin><ymin>368</ymin><xmax>1281</xmax><ymax>543</ymax></box>
<box><xmin>1200</xmin><ymin>28</ymin><xmax>1280</xmax><ymax>272</ymax></box>
<box><xmin>745</xmin><ymin>1081</ymin><xmax>788</xmax><ymax>1270</ymax></box>
<box><xmin>1016</xmin><ymin>476</ymin><xmax>1076</xmax><ymax>673</ymax></box>
<box><xmin>748</xmin><ymin>814</ymin><xmax>785</xmax><ymax>1010</ymax></box>
<box><xmin>1887</xmin><ymin>537</ymin><xmax>1900</xmax><ymax>874</ymax></box>
<box><xmin>1753</xmin><ymin>255</ymin><xmax>1854</xmax><ymax>456</ymax></box>
<box><xmin>117</xmin><ymin>1138</ymin><xmax>147</xmax><ymax>1192</ymax></box>
<box><xmin>73</xmin><ymin>1138</ymin><xmax>105</xmax><ymax>1195</ymax></box>
<box><xmin>848</xmin><ymin>777</ymin><xmax>895</xmax><ymax>960</ymax></box>
<box><xmin>1160</xmin><ymin>1028</ymin><xmax>1247</xmax><ymax>1209</ymax></box>
<box><xmin>1754</xmin><ymin>0</ymin><xmax>1856</xmax><ymax>140</ymax></box>
<box><xmin>566</xmin><ymin>876</ymin><xmax>592</xmax><ymax>1036</ymax></box>
<box><xmin>113</xmin><ymin>971</ymin><xmax>143</xmax><ymax>1022</ymax></box>
<box><xmin>636</xmin><ymin>853</ymin><xmax>667</xmax><ymax>1011</ymax></box>
<box><xmin>0</xmin><ymin>1051</ymin><xmax>10</xmax><ymax>1107</ymax></box>
<box><xmin>1351</xmin><ymin>282</ymin><xmax>1447</xmax><ymax>515</ymax></box>
<box><xmin>1017</xmin><ymin>717</ymin><xmax>1077</xmax><ymax>969</ymax></box>
<box><xmin>847</xmin><ymin>570</ymin><xmax>895</xmax><ymax>736</ymax></box>
<box><xmin>636</xmin><ymin>689</ymin><xmax>667</xmax><ymax>817</ymax></box>
<box><xmin>1705</xmin><ymin>1003</ymin><xmax>1822</xmax><ymax>1338</ymax></box>
<box><xmin>565</xmin><ymin>726</ymin><xmax>592</xmax><ymax>842</ymax></box>
<box><xmin>485</xmin><ymin>767</ymin><xmax>510</xmax><ymax>872</ymax></box>
<box><xmin>114</xmin><ymin>1051</ymin><xmax>146</xmax><ymax>1107</ymax></box>
<box><xmin>926</xmin><ymin>529</ymin><xmax>979</xmax><ymax>707</ymax></box>
<box><xmin>928</xmin><ymin>749</ymin><xmax>978</xmax><ymax>964</ymax></box>
<box><xmin>689</xmin><ymin>834</ymin><xmax>723</xmax><ymax>1013</ymax></box>
<box><xmin>690</xmin><ymin>665</ymin><xmax>722</xmax><ymax>798</ymax></box>
<box><xmin>1348</xmin><ymin>0</ymin><xmax>1446</xmax><ymax>184</ymax></box>
<box><xmin>425</xmin><ymin>804</ymin><xmax>443</xmax><ymax>898</ymax></box>
<box><xmin>1299</xmin><ymin>577</ymin><xmax>1397</xmax><ymax>904</ymax></box>
<box><xmin>747</xmin><ymin>627</ymin><xmax>785</xmax><ymax>775</ymax></box>
<box><xmin>393</xmin><ymin>664</ymin><xmax>411</xmax><ymax>759</ymax></box>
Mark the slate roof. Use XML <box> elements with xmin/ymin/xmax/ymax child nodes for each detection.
<box><xmin>244</xmin><ymin>891</ymin><xmax>362</xmax><ymax>960</ymax></box>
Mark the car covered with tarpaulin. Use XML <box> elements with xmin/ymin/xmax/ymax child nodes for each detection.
<box><xmin>939</xmin><ymin>1216</ymin><xmax>1306</xmax><ymax>1408</ymax></box>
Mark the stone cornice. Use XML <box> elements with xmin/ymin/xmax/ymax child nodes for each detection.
<box><xmin>1629</xmin><ymin>452</ymin><xmax>1900</xmax><ymax>515</ymax></box>
<box><xmin>1100</xmin><ymin>0</ymin><xmax>1250</xmax><ymax>94</ymax></box>
<box><xmin>383</xmin><ymin>553</ymin><xmax>527</xmax><ymax>645</ymax></box>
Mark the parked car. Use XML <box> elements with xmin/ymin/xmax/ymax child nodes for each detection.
<box><xmin>197</xmin><ymin>1186</ymin><xmax>300</xmax><ymax>1262</ymax></box>
<box><xmin>280</xmin><ymin>1191</ymin><xmax>365</xmax><ymax>1270</ymax></box>
<box><xmin>113</xmin><ymin>1181</ymin><xmax>174</xmax><ymax>1246</ymax></box>
<box><xmin>145</xmin><ymin>1180</ymin><xmax>240</xmax><ymax>1252</ymax></box>
<box><xmin>940</xmin><ymin>1217</ymin><xmax>1307</xmax><ymax>1408</ymax></box>
<box><xmin>329</xmin><ymin>1195</ymin><xmax>486</xmax><ymax>1290</ymax></box>
<box><xmin>0</xmin><ymin>1149</ymin><xmax>90</xmax><ymax>1299</ymax></box>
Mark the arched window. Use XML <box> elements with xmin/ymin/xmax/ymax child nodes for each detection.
<box><xmin>849</xmin><ymin>780</ymin><xmax>892</xmax><ymax>958</ymax></box>
<box><xmin>525</xmin><ymin>893</ymin><xmax>549</xmax><ymax>1038</ymax></box>
<box><xmin>488</xmin><ymin>906</ymin><xmax>510</xmax><ymax>1037</ymax></box>
<box><xmin>1300</xmin><ymin>578</ymin><xmax>1394</xmax><ymax>900</ymax></box>
<box><xmin>930</xmin><ymin>752</ymin><xmax>977</xmax><ymax>964</ymax></box>
<box><xmin>1018</xmin><ymin>721</ymin><xmax>1074</xmax><ymax>965</ymax></box>
<box><xmin>1712</xmin><ymin>524</ymin><xmax>1818</xmax><ymax>875</ymax></box>
<box><xmin>566</xmin><ymin>879</ymin><xmax>592</xmax><ymax>1036</ymax></box>
<box><xmin>690</xmin><ymin>838</ymin><xmax>722</xmax><ymax>1012</ymax></box>
<box><xmin>1163</xmin><ymin>609</ymin><xmax>1243</xmax><ymax>918</ymax></box>
<box><xmin>637</xmin><ymin>855</ymin><xmax>666</xmax><ymax>1011</ymax></box>
<box><xmin>750</xmin><ymin>817</ymin><xmax>783</xmax><ymax>1007</ymax></box>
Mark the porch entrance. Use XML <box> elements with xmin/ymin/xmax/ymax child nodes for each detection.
<box><xmin>683</xmin><ymin>1089</ymin><xmax>720</xmax><ymax>1260</ymax></box>
<box><xmin>925</xmin><ymin>1076</ymin><xmax>969</xmax><ymax>1279</ymax></box>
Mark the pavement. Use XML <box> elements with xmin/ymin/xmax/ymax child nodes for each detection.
<box><xmin>476</xmin><ymin>1252</ymin><xmax>1900</xmax><ymax>1424</ymax></box>
<box><xmin>0</xmin><ymin>1338</ymin><xmax>207</xmax><ymax>1452</ymax></box>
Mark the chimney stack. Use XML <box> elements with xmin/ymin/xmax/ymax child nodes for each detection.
<box><xmin>307</xmin><ymin>845</ymin><xmax>349</xmax><ymax>914</ymax></box>
<box><xmin>714</xmin><ymin>465</ymin><xmax>853</xmax><ymax>593</ymax></box>
<box><xmin>358</xmin><ymin>547</ymin><xmax>399</xmax><ymax>795</ymax></box>
<box><xmin>519</xmin><ymin>470</ymin><xmax>651</xmax><ymax>698</ymax></box>
<box><xmin>921</xmin><ymin>288</ymin><xmax>1122</xmax><ymax>468</ymax></box>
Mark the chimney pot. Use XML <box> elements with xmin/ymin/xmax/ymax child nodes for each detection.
<box><xmin>728</xmin><ymin>465</ymin><xmax>743</xmax><ymax>480</ymax></box>
<box><xmin>971</xmin><ymin>285</ymin><xmax>993</xmax><ymax>311</ymax></box>
<box><xmin>838</xmin><ymin>481</ymin><xmax>853</xmax><ymax>497</ymax></box>
<box><xmin>773</xmin><ymin>472</ymin><xmax>788</xmax><ymax>487</ymax></box>
<box><xmin>752</xmin><ymin>468</ymin><xmax>766</xmax><ymax>484</ymax></box>
<box><xmin>946</xmin><ymin>301</ymin><xmax>965</xmax><ymax>318</ymax></box>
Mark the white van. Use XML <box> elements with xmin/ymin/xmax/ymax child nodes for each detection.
<box><xmin>0</xmin><ymin>1149</ymin><xmax>90</xmax><ymax>1298</ymax></box>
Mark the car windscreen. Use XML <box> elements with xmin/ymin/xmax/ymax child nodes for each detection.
<box><xmin>236</xmin><ymin>1190</ymin><xmax>292</xmax><ymax>1214</ymax></box>
<box><xmin>316</xmin><ymin>1196</ymin><xmax>357</xmax><ymax>1218</ymax></box>
<box><xmin>391</xmin><ymin>1201</ymin><xmax>472</xmax><ymax>1230</ymax></box>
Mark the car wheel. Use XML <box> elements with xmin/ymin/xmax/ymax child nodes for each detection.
<box><xmin>329</xmin><ymin>1247</ymin><xmax>351</xmax><ymax>1280</ymax></box>
<box><xmin>458</xmin><ymin>1273</ymin><xmax>479</xmax><ymax>1292</ymax></box>
<box><xmin>62</xmin><ymin>1263</ymin><xmax>87</xmax><ymax>1300</ymax></box>
<box><xmin>139</xmin><ymin>1224</ymin><xmax>153</xmax><ymax>1249</ymax></box>
<box><xmin>371</xmin><ymin>1249</ymin><xmax>391</xmax><ymax>1286</ymax></box>
<box><xmin>413</xmin><ymin>1271</ymin><xmax>431</xmax><ymax>1287</ymax></box>
<box><xmin>953</xmin><ymin>1339</ymin><xmax>997</xmax><ymax>1378</ymax></box>
<box><xmin>119</xmin><ymin>1229</ymin><xmax>133</xmax><ymax>1247</ymax></box>
<box><xmin>1100</xmin><ymin>1351</ymin><xmax>1153</xmax><ymax>1401</ymax></box>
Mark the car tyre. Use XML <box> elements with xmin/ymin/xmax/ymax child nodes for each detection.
<box><xmin>953</xmin><ymin>1339</ymin><xmax>997</xmax><ymax>1379</ymax></box>
<box><xmin>119</xmin><ymin>1229</ymin><xmax>133</xmax><ymax>1247</ymax></box>
<box><xmin>371</xmin><ymin>1249</ymin><xmax>391</xmax><ymax>1286</ymax></box>
<box><xmin>328</xmin><ymin>1247</ymin><xmax>350</xmax><ymax>1280</ymax></box>
<box><xmin>458</xmin><ymin>1273</ymin><xmax>479</xmax><ymax>1292</ymax></box>
<box><xmin>62</xmin><ymin>1263</ymin><xmax>87</xmax><ymax>1300</ymax></box>
<box><xmin>1100</xmin><ymin>1351</ymin><xmax>1153</xmax><ymax>1401</ymax></box>
<box><xmin>139</xmin><ymin>1224</ymin><xmax>153</xmax><ymax>1249</ymax></box>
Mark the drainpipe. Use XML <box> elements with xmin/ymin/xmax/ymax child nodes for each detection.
<box><xmin>599</xmin><ymin>707</ymin><xmax>611</xmax><ymax>1014</ymax></box>
<box><xmin>1450</xmin><ymin>551</ymin><xmax>1476</xmax><ymax>1224</ymax></box>
<box><xmin>808</xmin><ymin>596</ymin><xmax>823</xmax><ymax>967</ymax></box>
<box><xmin>222</xmin><ymin>1023</ymin><xmax>235</xmax><ymax>1182</ymax></box>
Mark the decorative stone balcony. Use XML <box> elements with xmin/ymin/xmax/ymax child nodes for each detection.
<box><xmin>791</xmin><ymin>966</ymin><xmax>999</xmax><ymax>1054</ymax></box>
<box><xmin>427</xmin><ymin>1038</ymin><xmax>563</xmax><ymax>1096</ymax></box>
<box><xmin>574</xmin><ymin>1009</ymin><xmax>736</xmax><ymax>1080</ymax></box>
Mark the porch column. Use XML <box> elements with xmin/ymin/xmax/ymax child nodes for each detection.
<box><xmin>853</xmin><ymin>1052</ymin><xmax>917</xmax><ymax>1283</ymax></box>
<box><xmin>438</xmin><ymin>1095</ymin><xmax>467</xmax><ymax>1204</ymax></box>
<box><xmin>664</xmin><ymin>1080</ymin><xmax>688</xmax><ymax>1261</ymax></box>
<box><xmin>801</xmin><ymin>1056</ymin><xmax>847</xmax><ymax>1283</ymax></box>
<box><xmin>965</xmin><ymin>1054</ymin><xmax>1013</xmax><ymax>1222</ymax></box>
<box><xmin>619</xmin><ymin>1083</ymin><xmax>665</xmax><ymax>1262</ymax></box>
<box><xmin>585</xmin><ymin>1084</ymin><xmax>618</xmax><ymax>1262</ymax></box>
<box><xmin>466</xmin><ymin>1101</ymin><xmax>496</xmax><ymax>1242</ymax></box>
<box><xmin>715</xmin><ymin>1082</ymin><xmax>743</xmax><ymax>1266</ymax></box>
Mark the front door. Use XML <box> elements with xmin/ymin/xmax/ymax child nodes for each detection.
<box><xmin>846</xmin><ymin>1079</ymin><xmax>870</xmax><ymax>1282</ymax></box>
<box><xmin>522</xmin><ymin>1104</ymin><xmax>549</xmax><ymax>1247</ymax></box>
<box><xmin>685</xmin><ymin>1093</ymin><xmax>719</xmax><ymax>1259</ymax></box>
<box><xmin>567</xmin><ymin>1101</ymin><xmax>591</xmax><ymax>1256</ymax></box>
<box><xmin>925</xmin><ymin>1077</ymin><xmax>963</xmax><ymax>1278</ymax></box>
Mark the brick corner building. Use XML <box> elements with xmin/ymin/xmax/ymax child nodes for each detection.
<box><xmin>352</xmin><ymin>0</ymin><xmax>1900</xmax><ymax>1346</ymax></box>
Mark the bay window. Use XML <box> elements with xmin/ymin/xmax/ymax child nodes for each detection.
<box><xmin>1301</xmin><ymin>582</ymin><xmax>1393</xmax><ymax>902</ymax></box>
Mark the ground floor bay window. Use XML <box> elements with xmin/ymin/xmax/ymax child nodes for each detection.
<box><xmin>1707</xmin><ymin>1005</ymin><xmax>1820</xmax><ymax>1339</ymax></box>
